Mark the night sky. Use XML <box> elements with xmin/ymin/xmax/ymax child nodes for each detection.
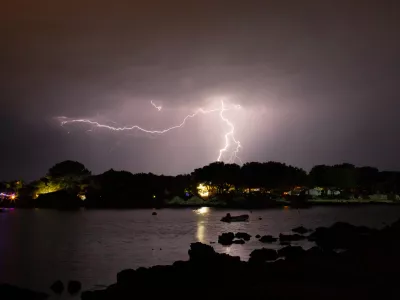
<box><xmin>1</xmin><ymin>0</ymin><xmax>399</xmax><ymax>181</ymax></box>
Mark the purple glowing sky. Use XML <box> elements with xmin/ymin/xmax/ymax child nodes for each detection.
<box><xmin>1</xmin><ymin>0</ymin><xmax>399</xmax><ymax>180</ymax></box>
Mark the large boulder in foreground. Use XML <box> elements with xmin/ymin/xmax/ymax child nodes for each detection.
<box><xmin>79</xmin><ymin>217</ymin><xmax>400</xmax><ymax>300</ymax></box>
<box><xmin>0</xmin><ymin>284</ymin><xmax>48</xmax><ymax>300</ymax></box>
<box><xmin>50</xmin><ymin>280</ymin><xmax>64</xmax><ymax>294</ymax></box>
<box><xmin>117</xmin><ymin>269</ymin><xmax>136</xmax><ymax>285</ymax></box>
<box><xmin>308</xmin><ymin>222</ymin><xmax>375</xmax><ymax>250</ymax></box>
<box><xmin>67</xmin><ymin>281</ymin><xmax>82</xmax><ymax>295</ymax></box>
<box><xmin>188</xmin><ymin>242</ymin><xmax>217</xmax><ymax>262</ymax></box>
<box><xmin>278</xmin><ymin>246</ymin><xmax>306</xmax><ymax>260</ymax></box>
<box><xmin>249</xmin><ymin>248</ymin><xmax>278</xmax><ymax>263</ymax></box>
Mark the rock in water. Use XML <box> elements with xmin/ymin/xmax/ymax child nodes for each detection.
<box><xmin>235</xmin><ymin>232</ymin><xmax>251</xmax><ymax>241</ymax></box>
<box><xmin>67</xmin><ymin>281</ymin><xmax>82</xmax><ymax>294</ymax></box>
<box><xmin>218</xmin><ymin>232</ymin><xmax>235</xmax><ymax>245</ymax></box>
<box><xmin>259</xmin><ymin>235</ymin><xmax>278</xmax><ymax>243</ymax></box>
<box><xmin>292</xmin><ymin>226</ymin><xmax>309</xmax><ymax>234</ymax></box>
<box><xmin>279</xmin><ymin>233</ymin><xmax>306</xmax><ymax>242</ymax></box>
<box><xmin>50</xmin><ymin>280</ymin><xmax>64</xmax><ymax>294</ymax></box>
<box><xmin>232</xmin><ymin>239</ymin><xmax>245</xmax><ymax>244</ymax></box>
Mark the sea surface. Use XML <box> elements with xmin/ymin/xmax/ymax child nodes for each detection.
<box><xmin>1</xmin><ymin>206</ymin><xmax>400</xmax><ymax>297</ymax></box>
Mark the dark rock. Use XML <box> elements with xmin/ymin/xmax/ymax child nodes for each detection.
<box><xmin>152</xmin><ymin>212</ymin><xmax>157</xmax><ymax>215</ymax></box>
<box><xmin>188</xmin><ymin>242</ymin><xmax>216</xmax><ymax>262</ymax></box>
<box><xmin>0</xmin><ymin>284</ymin><xmax>48</xmax><ymax>300</ymax></box>
<box><xmin>258</xmin><ymin>217</ymin><xmax>262</xmax><ymax>220</ymax></box>
<box><xmin>292</xmin><ymin>226</ymin><xmax>309</xmax><ymax>234</ymax></box>
<box><xmin>305</xmin><ymin>246</ymin><xmax>336</xmax><ymax>259</ymax></box>
<box><xmin>232</xmin><ymin>239</ymin><xmax>245</xmax><ymax>244</ymax></box>
<box><xmin>279</xmin><ymin>233</ymin><xmax>306</xmax><ymax>242</ymax></box>
<box><xmin>255</xmin><ymin>234</ymin><xmax>261</xmax><ymax>238</ymax></box>
<box><xmin>259</xmin><ymin>235</ymin><xmax>278</xmax><ymax>243</ymax></box>
<box><xmin>210</xmin><ymin>241</ymin><xmax>215</xmax><ymax>244</ymax></box>
<box><xmin>50</xmin><ymin>280</ymin><xmax>64</xmax><ymax>294</ymax></box>
<box><xmin>249</xmin><ymin>248</ymin><xmax>278</xmax><ymax>262</ymax></box>
<box><xmin>67</xmin><ymin>280</ymin><xmax>81</xmax><ymax>294</ymax></box>
<box><xmin>235</xmin><ymin>232</ymin><xmax>251</xmax><ymax>241</ymax></box>
<box><xmin>75</xmin><ymin>218</ymin><xmax>400</xmax><ymax>300</ymax></box>
<box><xmin>81</xmin><ymin>290</ymin><xmax>107</xmax><ymax>300</ymax></box>
<box><xmin>280</xmin><ymin>241</ymin><xmax>291</xmax><ymax>246</ymax></box>
<box><xmin>307</xmin><ymin>246</ymin><xmax>322</xmax><ymax>255</ymax></box>
<box><xmin>117</xmin><ymin>269</ymin><xmax>136</xmax><ymax>285</ymax></box>
<box><xmin>308</xmin><ymin>222</ymin><xmax>375</xmax><ymax>250</ymax></box>
<box><xmin>218</xmin><ymin>232</ymin><xmax>235</xmax><ymax>245</ymax></box>
<box><xmin>278</xmin><ymin>245</ymin><xmax>306</xmax><ymax>260</ymax></box>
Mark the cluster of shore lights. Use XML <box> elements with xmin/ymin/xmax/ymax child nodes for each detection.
<box><xmin>0</xmin><ymin>193</ymin><xmax>16</xmax><ymax>200</ymax></box>
<box><xmin>197</xmin><ymin>183</ymin><xmax>210</xmax><ymax>197</ymax></box>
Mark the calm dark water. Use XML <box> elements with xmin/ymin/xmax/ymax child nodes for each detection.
<box><xmin>1</xmin><ymin>206</ymin><xmax>400</xmax><ymax>295</ymax></box>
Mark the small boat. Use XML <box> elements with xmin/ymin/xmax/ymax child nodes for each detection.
<box><xmin>221</xmin><ymin>213</ymin><xmax>249</xmax><ymax>223</ymax></box>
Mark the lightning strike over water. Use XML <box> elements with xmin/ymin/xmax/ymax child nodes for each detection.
<box><xmin>59</xmin><ymin>100</ymin><xmax>242</xmax><ymax>164</ymax></box>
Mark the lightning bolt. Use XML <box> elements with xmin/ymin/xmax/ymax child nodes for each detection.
<box><xmin>217</xmin><ymin>102</ymin><xmax>242</xmax><ymax>164</ymax></box>
<box><xmin>150</xmin><ymin>100</ymin><xmax>162</xmax><ymax>111</ymax></box>
<box><xmin>58</xmin><ymin>100</ymin><xmax>242</xmax><ymax>164</ymax></box>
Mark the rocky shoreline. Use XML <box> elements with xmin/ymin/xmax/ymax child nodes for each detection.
<box><xmin>3</xmin><ymin>218</ymin><xmax>400</xmax><ymax>299</ymax></box>
<box><xmin>81</xmin><ymin>218</ymin><xmax>400</xmax><ymax>299</ymax></box>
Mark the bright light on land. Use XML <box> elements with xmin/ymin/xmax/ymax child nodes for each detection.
<box><xmin>197</xmin><ymin>183</ymin><xmax>209</xmax><ymax>197</ymax></box>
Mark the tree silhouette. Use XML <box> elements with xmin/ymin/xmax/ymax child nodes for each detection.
<box><xmin>48</xmin><ymin>160</ymin><xmax>91</xmax><ymax>178</ymax></box>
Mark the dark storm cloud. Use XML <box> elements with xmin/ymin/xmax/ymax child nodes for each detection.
<box><xmin>1</xmin><ymin>0</ymin><xmax>399</xmax><ymax>180</ymax></box>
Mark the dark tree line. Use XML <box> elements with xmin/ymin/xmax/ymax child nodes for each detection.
<box><xmin>309</xmin><ymin>164</ymin><xmax>400</xmax><ymax>195</ymax></box>
<box><xmin>192</xmin><ymin>161</ymin><xmax>308</xmax><ymax>193</ymax></box>
<box><xmin>3</xmin><ymin>160</ymin><xmax>400</xmax><ymax>209</ymax></box>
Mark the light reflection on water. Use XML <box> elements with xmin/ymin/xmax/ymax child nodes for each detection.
<box><xmin>196</xmin><ymin>221</ymin><xmax>205</xmax><ymax>243</ymax></box>
<box><xmin>195</xmin><ymin>207</ymin><xmax>210</xmax><ymax>243</ymax></box>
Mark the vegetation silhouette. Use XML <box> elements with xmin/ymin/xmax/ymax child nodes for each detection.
<box><xmin>1</xmin><ymin>160</ymin><xmax>400</xmax><ymax>209</ymax></box>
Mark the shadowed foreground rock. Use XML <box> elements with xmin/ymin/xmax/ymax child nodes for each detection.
<box><xmin>0</xmin><ymin>284</ymin><xmax>48</xmax><ymax>300</ymax></box>
<box><xmin>50</xmin><ymin>280</ymin><xmax>64</xmax><ymax>294</ymax></box>
<box><xmin>68</xmin><ymin>280</ymin><xmax>82</xmax><ymax>294</ymax></box>
<box><xmin>81</xmin><ymin>218</ymin><xmax>400</xmax><ymax>300</ymax></box>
